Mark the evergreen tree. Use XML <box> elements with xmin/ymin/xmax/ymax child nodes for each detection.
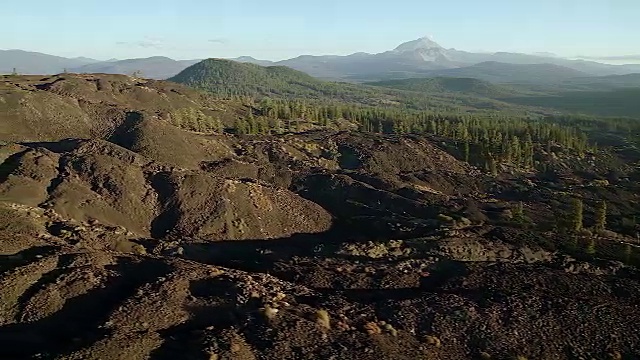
<box><xmin>523</xmin><ymin>133</ymin><xmax>534</xmax><ymax>168</ymax></box>
<box><xmin>235</xmin><ymin>118</ymin><xmax>248</xmax><ymax>134</ymax></box>
<box><xmin>488</xmin><ymin>156</ymin><xmax>498</xmax><ymax>176</ymax></box>
<box><xmin>623</xmin><ymin>244</ymin><xmax>632</xmax><ymax>264</ymax></box>
<box><xmin>273</xmin><ymin>119</ymin><xmax>284</xmax><ymax>134</ymax></box>
<box><xmin>213</xmin><ymin>116</ymin><xmax>223</xmax><ymax>133</ymax></box>
<box><xmin>256</xmin><ymin>118</ymin><xmax>267</xmax><ymax>134</ymax></box>
<box><xmin>247</xmin><ymin>113</ymin><xmax>257</xmax><ymax>134</ymax></box>
<box><xmin>513</xmin><ymin>201</ymin><xmax>525</xmax><ymax>223</ymax></box>
<box><xmin>463</xmin><ymin>140</ymin><xmax>470</xmax><ymax>163</ymax></box>
<box><xmin>594</xmin><ymin>200</ymin><xmax>607</xmax><ymax>233</ymax></box>
<box><xmin>571</xmin><ymin>197</ymin><xmax>584</xmax><ymax>232</ymax></box>
<box><xmin>585</xmin><ymin>238</ymin><xmax>596</xmax><ymax>255</ymax></box>
<box><xmin>510</xmin><ymin>136</ymin><xmax>521</xmax><ymax>165</ymax></box>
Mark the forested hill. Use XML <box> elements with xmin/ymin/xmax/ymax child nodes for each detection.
<box><xmin>169</xmin><ymin>59</ymin><xmax>539</xmax><ymax>115</ymax></box>
<box><xmin>419</xmin><ymin>62</ymin><xmax>590</xmax><ymax>84</ymax></box>
<box><xmin>168</xmin><ymin>58</ymin><xmax>383</xmax><ymax>102</ymax></box>
<box><xmin>368</xmin><ymin>77</ymin><xmax>521</xmax><ymax>98</ymax></box>
<box><xmin>169</xmin><ymin>59</ymin><xmax>317</xmax><ymax>92</ymax></box>
<box><xmin>169</xmin><ymin>59</ymin><xmax>640</xmax><ymax>119</ymax></box>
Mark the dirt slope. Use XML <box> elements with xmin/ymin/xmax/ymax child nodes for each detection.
<box><xmin>0</xmin><ymin>139</ymin><xmax>331</xmax><ymax>240</ymax></box>
<box><xmin>1</xmin><ymin>203</ymin><xmax>639</xmax><ymax>359</ymax></box>
<box><xmin>0</xmin><ymin>73</ymin><xmax>241</xmax><ymax>142</ymax></box>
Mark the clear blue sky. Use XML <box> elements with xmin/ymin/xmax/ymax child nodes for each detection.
<box><xmin>2</xmin><ymin>0</ymin><xmax>638</xmax><ymax>61</ymax></box>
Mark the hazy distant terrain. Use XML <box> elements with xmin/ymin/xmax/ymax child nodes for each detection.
<box><xmin>166</xmin><ymin>58</ymin><xmax>640</xmax><ymax>118</ymax></box>
<box><xmin>268</xmin><ymin>38</ymin><xmax>640</xmax><ymax>82</ymax></box>
<box><xmin>4</xmin><ymin>37</ymin><xmax>640</xmax><ymax>82</ymax></box>
<box><xmin>0</xmin><ymin>49</ymin><xmax>98</xmax><ymax>75</ymax></box>
<box><xmin>70</xmin><ymin>57</ymin><xmax>201</xmax><ymax>79</ymax></box>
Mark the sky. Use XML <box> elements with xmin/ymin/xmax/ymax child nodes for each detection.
<box><xmin>2</xmin><ymin>0</ymin><xmax>639</xmax><ymax>62</ymax></box>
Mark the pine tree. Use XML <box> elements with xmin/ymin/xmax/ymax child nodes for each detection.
<box><xmin>510</xmin><ymin>136</ymin><xmax>521</xmax><ymax>165</ymax></box>
<box><xmin>274</xmin><ymin>119</ymin><xmax>284</xmax><ymax>134</ymax></box>
<box><xmin>489</xmin><ymin>156</ymin><xmax>498</xmax><ymax>176</ymax></box>
<box><xmin>463</xmin><ymin>140</ymin><xmax>470</xmax><ymax>163</ymax></box>
<box><xmin>183</xmin><ymin>108</ymin><xmax>198</xmax><ymax>131</ymax></box>
<box><xmin>247</xmin><ymin>113</ymin><xmax>257</xmax><ymax>134</ymax></box>
<box><xmin>623</xmin><ymin>243</ymin><xmax>632</xmax><ymax>264</ymax></box>
<box><xmin>235</xmin><ymin>118</ymin><xmax>248</xmax><ymax>135</ymax></box>
<box><xmin>594</xmin><ymin>200</ymin><xmax>607</xmax><ymax>233</ymax></box>
<box><xmin>256</xmin><ymin>118</ymin><xmax>267</xmax><ymax>135</ymax></box>
<box><xmin>513</xmin><ymin>201</ymin><xmax>525</xmax><ymax>223</ymax></box>
<box><xmin>585</xmin><ymin>238</ymin><xmax>596</xmax><ymax>255</ymax></box>
<box><xmin>213</xmin><ymin>116</ymin><xmax>223</xmax><ymax>133</ymax></box>
<box><xmin>523</xmin><ymin>133</ymin><xmax>534</xmax><ymax>168</ymax></box>
<box><xmin>571</xmin><ymin>198</ymin><xmax>584</xmax><ymax>232</ymax></box>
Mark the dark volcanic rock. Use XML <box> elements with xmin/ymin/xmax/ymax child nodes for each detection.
<box><xmin>0</xmin><ymin>74</ymin><xmax>639</xmax><ymax>360</ymax></box>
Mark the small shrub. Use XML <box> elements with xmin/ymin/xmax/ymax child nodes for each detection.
<box><xmin>335</xmin><ymin>321</ymin><xmax>350</xmax><ymax>331</ymax></box>
<box><xmin>424</xmin><ymin>335</ymin><xmax>441</xmax><ymax>348</ymax></box>
<box><xmin>592</xmin><ymin>179</ymin><xmax>610</xmax><ymax>187</ymax></box>
<box><xmin>261</xmin><ymin>305</ymin><xmax>279</xmax><ymax>321</ymax></box>
<box><xmin>114</xmin><ymin>239</ymin><xmax>147</xmax><ymax>255</ymax></box>
<box><xmin>315</xmin><ymin>309</ymin><xmax>331</xmax><ymax>330</ymax></box>
<box><xmin>608</xmin><ymin>350</ymin><xmax>622</xmax><ymax>360</ymax></box>
<box><xmin>512</xmin><ymin>201</ymin><xmax>525</xmax><ymax>222</ymax></box>
<box><xmin>383</xmin><ymin>323</ymin><xmax>397</xmax><ymax>337</ymax></box>
<box><xmin>599</xmin><ymin>229</ymin><xmax>619</xmax><ymax>238</ymax></box>
<box><xmin>500</xmin><ymin>209</ymin><xmax>514</xmax><ymax>221</ymax></box>
<box><xmin>578</xmin><ymin>228</ymin><xmax>593</xmax><ymax>236</ymax></box>
<box><xmin>132</xmin><ymin>244</ymin><xmax>147</xmax><ymax>255</ymax></box>
<box><xmin>455</xmin><ymin>217</ymin><xmax>473</xmax><ymax>228</ymax></box>
<box><xmin>363</xmin><ymin>322</ymin><xmax>382</xmax><ymax>335</ymax></box>
<box><xmin>322</xmin><ymin>140</ymin><xmax>340</xmax><ymax>160</ymax></box>
<box><xmin>585</xmin><ymin>238</ymin><xmax>596</xmax><ymax>255</ymax></box>
<box><xmin>438</xmin><ymin>214</ymin><xmax>455</xmax><ymax>223</ymax></box>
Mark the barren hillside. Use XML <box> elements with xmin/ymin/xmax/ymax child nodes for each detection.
<box><xmin>1</xmin><ymin>74</ymin><xmax>639</xmax><ymax>360</ymax></box>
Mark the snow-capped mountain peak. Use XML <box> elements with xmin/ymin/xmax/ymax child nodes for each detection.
<box><xmin>394</xmin><ymin>37</ymin><xmax>444</xmax><ymax>53</ymax></box>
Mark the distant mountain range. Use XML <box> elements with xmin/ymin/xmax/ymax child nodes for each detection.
<box><xmin>368</xmin><ymin>72</ymin><xmax>640</xmax><ymax>97</ymax></box>
<box><xmin>288</xmin><ymin>38</ymin><xmax>640</xmax><ymax>81</ymax></box>
<box><xmin>410</xmin><ymin>62</ymin><xmax>589</xmax><ymax>84</ymax></box>
<box><xmin>71</xmin><ymin>57</ymin><xmax>201</xmax><ymax>80</ymax></box>
<box><xmin>3</xmin><ymin>37</ymin><xmax>640</xmax><ymax>83</ymax></box>
<box><xmin>167</xmin><ymin>59</ymin><xmax>381</xmax><ymax>103</ymax></box>
<box><xmin>368</xmin><ymin>77</ymin><xmax>524</xmax><ymax>98</ymax></box>
<box><xmin>233</xmin><ymin>37</ymin><xmax>640</xmax><ymax>82</ymax></box>
<box><xmin>0</xmin><ymin>50</ymin><xmax>200</xmax><ymax>79</ymax></box>
<box><xmin>169</xmin><ymin>59</ymin><xmax>640</xmax><ymax>118</ymax></box>
<box><xmin>0</xmin><ymin>50</ymin><xmax>98</xmax><ymax>75</ymax></box>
